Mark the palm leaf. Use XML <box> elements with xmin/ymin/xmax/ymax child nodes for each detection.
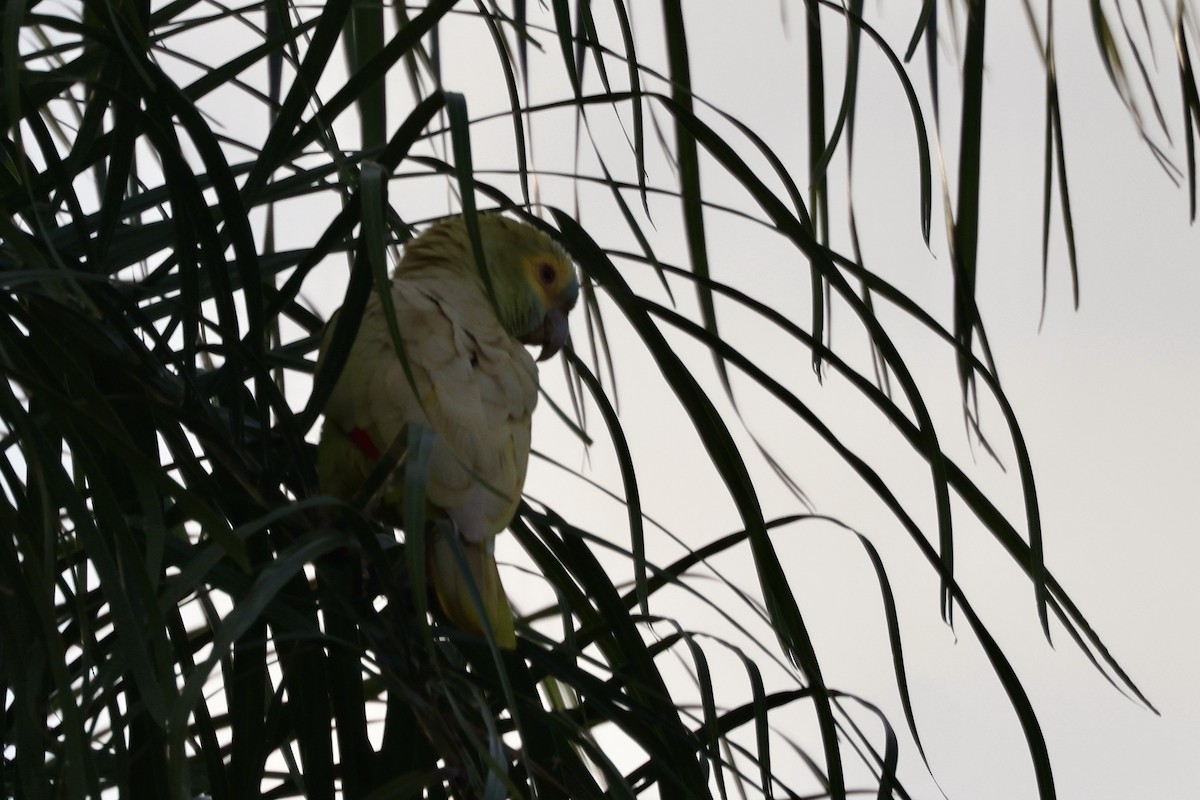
<box><xmin>1</xmin><ymin>2</ymin><xmax>1182</xmax><ymax>798</ymax></box>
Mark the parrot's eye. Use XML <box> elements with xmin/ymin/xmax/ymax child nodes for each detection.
<box><xmin>536</xmin><ymin>261</ymin><xmax>557</xmax><ymax>288</ymax></box>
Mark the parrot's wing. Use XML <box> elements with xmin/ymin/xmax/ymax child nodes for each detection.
<box><xmin>319</xmin><ymin>276</ymin><xmax>538</xmax><ymax>540</ymax></box>
<box><xmin>316</xmin><ymin>274</ymin><xmax>535</xmax><ymax>648</ymax></box>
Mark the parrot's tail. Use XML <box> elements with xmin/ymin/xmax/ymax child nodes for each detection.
<box><xmin>430</xmin><ymin>532</ymin><xmax>517</xmax><ymax>650</ymax></box>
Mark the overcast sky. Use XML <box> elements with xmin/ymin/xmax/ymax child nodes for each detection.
<box><xmin>528</xmin><ymin>4</ymin><xmax>1195</xmax><ymax>797</ymax></box>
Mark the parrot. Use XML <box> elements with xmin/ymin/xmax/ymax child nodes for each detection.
<box><xmin>315</xmin><ymin>214</ymin><xmax>578</xmax><ymax>650</ymax></box>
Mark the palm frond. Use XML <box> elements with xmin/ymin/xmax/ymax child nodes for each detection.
<box><xmin>1</xmin><ymin>2</ymin><xmax>1183</xmax><ymax>798</ymax></box>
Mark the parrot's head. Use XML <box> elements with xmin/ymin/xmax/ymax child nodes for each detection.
<box><xmin>405</xmin><ymin>214</ymin><xmax>580</xmax><ymax>361</ymax></box>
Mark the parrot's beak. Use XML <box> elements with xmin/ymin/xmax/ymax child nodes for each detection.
<box><xmin>522</xmin><ymin>307</ymin><xmax>570</xmax><ymax>362</ymax></box>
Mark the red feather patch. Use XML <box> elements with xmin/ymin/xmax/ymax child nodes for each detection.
<box><xmin>349</xmin><ymin>427</ymin><xmax>380</xmax><ymax>461</ymax></box>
